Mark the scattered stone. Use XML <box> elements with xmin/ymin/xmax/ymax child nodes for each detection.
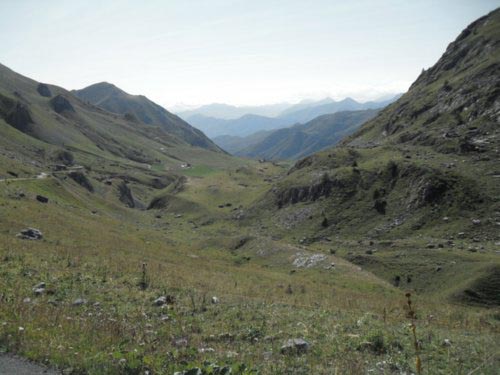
<box><xmin>181</xmin><ymin>368</ymin><xmax>202</xmax><ymax>375</ymax></box>
<box><xmin>23</xmin><ymin>297</ymin><xmax>31</xmax><ymax>304</ymax></box>
<box><xmin>72</xmin><ymin>298</ymin><xmax>87</xmax><ymax>306</ymax></box>
<box><xmin>472</xmin><ymin>219</ymin><xmax>481</xmax><ymax>225</ymax></box>
<box><xmin>172</xmin><ymin>337</ymin><xmax>188</xmax><ymax>347</ymax></box>
<box><xmin>33</xmin><ymin>287</ymin><xmax>45</xmax><ymax>296</ymax></box>
<box><xmin>17</xmin><ymin>228</ymin><xmax>43</xmax><ymax>240</ymax></box>
<box><xmin>442</xmin><ymin>339</ymin><xmax>452</xmax><ymax>347</ymax></box>
<box><xmin>293</xmin><ymin>253</ymin><xmax>326</xmax><ymax>268</ymax></box>
<box><xmin>36</xmin><ymin>195</ymin><xmax>49</xmax><ymax>203</ymax></box>
<box><xmin>435</xmin><ymin>266</ymin><xmax>442</xmax><ymax>272</ymax></box>
<box><xmin>280</xmin><ymin>338</ymin><xmax>310</xmax><ymax>355</ymax></box>
<box><xmin>442</xmin><ymin>216</ymin><xmax>449</xmax><ymax>222</ymax></box>
<box><xmin>33</xmin><ymin>282</ymin><xmax>46</xmax><ymax>289</ymax></box>
<box><xmin>153</xmin><ymin>296</ymin><xmax>167</xmax><ymax>306</ymax></box>
<box><xmin>198</xmin><ymin>347</ymin><xmax>215</xmax><ymax>353</ymax></box>
<box><xmin>211</xmin><ymin>296</ymin><xmax>219</xmax><ymax>304</ymax></box>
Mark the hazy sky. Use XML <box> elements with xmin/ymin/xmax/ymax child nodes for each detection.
<box><xmin>0</xmin><ymin>0</ymin><xmax>498</xmax><ymax>109</ymax></box>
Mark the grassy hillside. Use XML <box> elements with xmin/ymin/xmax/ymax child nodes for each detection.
<box><xmin>1</xmin><ymin>160</ymin><xmax>498</xmax><ymax>374</ymax></box>
<box><xmin>252</xmin><ymin>8</ymin><xmax>500</xmax><ymax>306</ymax></box>
<box><xmin>0</xmin><ymin>9</ymin><xmax>499</xmax><ymax>375</ymax></box>
<box><xmin>221</xmin><ymin>109</ymin><xmax>378</xmax><ymax>160</ymax></box>
<box><xmin>73</xmin><ymin>82</ymin><xmax>221</xmax><ymax>151</ymax></box>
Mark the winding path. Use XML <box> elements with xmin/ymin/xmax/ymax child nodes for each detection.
<box><xmin>0</xmin><ymin>172</ymin><xmax>49</xmax><ymax>183</ymax></box>
<box><xmin>0</xmin><ymin>354</ymin><xmax>58</xmax><ymax>374</ymax></box>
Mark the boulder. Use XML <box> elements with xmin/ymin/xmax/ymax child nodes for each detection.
<box><xmin>33</xmin><ymin>288</ymin><xmax>45</xmax><ymax>296</ymax></box>
<box><xmin>211</xmin><ymin>296</ymin><xmax>220</xmax><ymax>304</ymax></box>
<box><xmin>153</xmin><ymin>296</ymin><xmax>167</xmax><ymax>306</ymax></box>
<box><xmin>72</xmin><ymin>298</ymin><xmax>87</xmax><ymax>306</ymax></box>
<box><xmin>36</xmin><ymin>195</ymin><xmax>49</xmax><ymax>203</ymax></box>
<box><xmin>280</xmin><ymin>338</ymin><xmax>310</xmax><ymax>355</ymax></box>
<box><xmin>33</xmin><ymin>282</ymin><xmax>46</xmax><ymax>296</ymax></box>
<box><xmin>17</xmin><ymin>228</ymin><xmax>43</xmax><ymax>240</ymax></box>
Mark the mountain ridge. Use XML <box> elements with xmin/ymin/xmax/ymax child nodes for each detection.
<box><xmin>73</xmin><ymin>82</ymin><xmax>221</xmax><ymax>152</ymax></box>
<box><xmin>215</xmin><ymin>109</ymin><xmax>379</xmax><ymax>160</ymax></box>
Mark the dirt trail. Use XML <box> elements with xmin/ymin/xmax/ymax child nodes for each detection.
<box><xmin>0</xmin><ymin>172</ymin><xmax>50</xmax><ymax>183</ymax></box>
<box><xmin>0</xmin><ymin>354</ymin><xmax>58</xmax><ymax>374</ymax></box>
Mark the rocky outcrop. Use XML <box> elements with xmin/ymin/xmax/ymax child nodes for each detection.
<box><xmin>51</xmin><ymin>150</ymin><xmax>74</xmax><ymax>166</ymax></box>
<box><xmin>68</xmin><ymin>171</ymin><xmax>94</xmax><ymax>192</ymax></box>
<box><xmin>0</xmin><ymin>93</ymin><xmax>34</xmax><ymax>133</ymax></box>
<box><xmin>118</xmin><ymin>181</ymin><xmax>135</xmax><ymax>208</ymax></box>
<box><xmin>36</xmin><ymin>83</ymin><xmax>52</xmax><ymax>97</ymax></box>
<box><xmin>276</xmin><ymin>173</ymin><xmax>357</xmax><ymax>208</ymax></box>
<box><xmin>50</xmin><ymin>94</ymin><xmax>75</xmax><ymax>114</ymax></box>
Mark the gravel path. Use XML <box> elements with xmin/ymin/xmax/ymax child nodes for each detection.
<box><xmin>0</xmin><ymin>354</ymin><xmax>58</xmax><ymax>374</ymax></box>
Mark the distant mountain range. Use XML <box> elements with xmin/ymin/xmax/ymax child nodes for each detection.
<box><xmin>214</xmin><ymin>109</ymin><xmax>379</xmax><ymax>160</ymax></box>
<box><xmin>177</xmin><ymin>102</ymin><xmax>291</xmax><ymax>120</ymax></box>
<box><xmin>186</xmin><ymin>113</ymin><xmax>291</xmax><ymax>138</ymax></box>
<box><xmin>180</xmin><ymin>95</ymin><xmax>400</xmax><ymax>138</ymax></box>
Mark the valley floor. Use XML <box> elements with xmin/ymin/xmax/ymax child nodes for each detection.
<box><xmin>0</xmin><ymin>160</ymin><xmax>499</xmax><ymax>374</ymax></box>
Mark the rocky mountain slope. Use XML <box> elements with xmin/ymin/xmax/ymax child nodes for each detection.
<box><xmin>215</xmin><ymin>109</ymin><xmax>378</xmax><ymax>160</ymax></box>
<box><xmin>254</xmin><ymin>8</ymin><xmax>500</xmax><ymax>305</ymax></box>
<box><xmin>0</xmin><ymin>63</ymin><xmax>238</xmax><ymax>209</ymax></box>
<box><xmin>73</xmin><ymin>82</ymin><xmax>220</xmax><ymax>151</ymax></box>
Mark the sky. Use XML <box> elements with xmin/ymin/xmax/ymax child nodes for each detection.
<box><xmin>0</xmin><ymin>0</ymin><xmax>498</xmax><ymax>109</ymax></box>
